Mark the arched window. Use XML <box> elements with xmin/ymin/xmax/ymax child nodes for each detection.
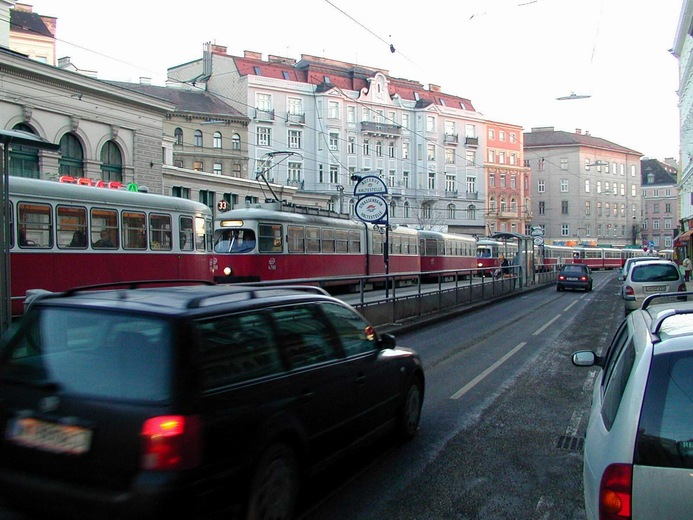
<box><xmin>58</xmin><ymin>133</ymin><xmax>84</xmax><ymax>177</ymax></box>
<box><xmin>421</xmin><ymin>202</ymin><xmax>432</xmax><ymax>219</ymax></box>
<box><xmin>500</xmin><ymin>196</ymin><xmax>507</xmax><ymax>212</ymax></box>
<box><xmin>174</xmin><ymin>128</ymin><xmax>183</xmax><ymax>145</ymax></box>
<box><xmin>213</xmin><ymin>131</ymin><xmax>222</xmax><ymax>149</ymax></box>
<box><xmin>390</xmin><ymin>200</ymin><xmax>397</xmax><ymax>218</ymax></box>
<box><xmin>467</xmin><ymin>204</ymin><xmax>476</xmax><ymax>220</ymax></box>
<box><xmin>194</xmin><ymin>130</ymin><xmax>203</xmax><ymax>147</ymax></box>
<box><xmin>447</xmin><ymin>203</ymin><xmax>456</xmax><ymax>219</ymax></box>
<box><xmin>489</xmin><ymin>197</ymin><xmax>496</xmax><ymax>211</ymax></box>
<box><xmin>404</xmin><ymin>201</ymin><xmax>410</xmax><ymax>218</ymax></box>
<box><xmin>100</xmin><ymin>140</ymin><xmax>123</xmax><ymax>183</ymax></box>
<box><xmin>10</xmin><ymin>123</ymin><xmax>40</xmax><ymax>178</ymax></box>
<box><xmin>232</xmin><ymin>133</ymin><xmax>241</xmax><ymax>151</ymax></box>
<box><xmin>510</xmin><ymin>197</ymin><xmax>517</xmax><ymax>212</ymax></box>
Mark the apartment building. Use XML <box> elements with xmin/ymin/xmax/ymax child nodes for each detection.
<box><xmin>524</xmin><ymin>127</ymin><xmax>642</xmax><ymax>247</ymax></box>
<box><xmin>485</xmin><ymin>120</ymin><xmax>531</xmax><ymax>236</ymax></box>
<box><xmin>640</xmin><ymin>158</ymin><xmax>679</xmax><ymax>250</ymax></box>
<box><xmin>167</xmin><ymin>44</ymin><xmax>490</xmax><ymax>234</ymax></box>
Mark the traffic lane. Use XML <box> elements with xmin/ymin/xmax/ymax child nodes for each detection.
<box><xmin>299</xmin><ymin>270</ymin><xmax>622</xmax><ymax>519</ymax></box>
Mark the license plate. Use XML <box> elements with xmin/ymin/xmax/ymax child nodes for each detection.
<box><xmin>5</xmin><ymin>417</ymin><xmax>92</xmax><ymax>455</ymax></box>
<box><xmin>645</xmin><ymin>285</ymin><xmax>667</xmax><ymax>292</ymax></box>
<box><xmin>566</xmin><ymin>277</ymin><xmax>578</xmax><ymax>281</ymax></box>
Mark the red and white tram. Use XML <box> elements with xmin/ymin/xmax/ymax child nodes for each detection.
<box><xmin>570</xmin><ymin>246</ymin><xmax>622</xmax><ymax>269</ymax></box>
<box><xmin>418</xmin><ymin>230</ymin><xmax>478</xmax><ymax>278</ymax></box>
<box><xmin>8</xmin><ymin>176</ymin><xmax>215</xmax><ymax>316</ymax></box>
<box><xmin>475</xmin><ymin>238</ymin><xmax>519</xmax><ymax>275</ymax></box>
<box><xmin>213</xmin><ymin>203</ymin><xmax>421</xmax><ymax>285</ymax></box>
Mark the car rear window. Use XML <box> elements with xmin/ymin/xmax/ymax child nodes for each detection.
<box><xmin>631</xmin><ymin>264</ymin><xmax>680</xmax><ymax>282</ymax></box>
<box><xmin>0</xmin><ymin>308</ymin><xmax>171</xmax><ymax>401</ymax></box>
<box><xmin>635</xmin><ymin>351</ymin><xmax>693</xmax><ymax>469</ymax></box>
<box><xmin>562</xmin><ymin>265</ymin><xmax>586</xmax><ymax>274</ymax></box>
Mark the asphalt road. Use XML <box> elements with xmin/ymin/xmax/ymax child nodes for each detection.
<box><xmin>297</xmin><ymin>269</ymin><xmax>624</xmax><ymax>520</ymax></box>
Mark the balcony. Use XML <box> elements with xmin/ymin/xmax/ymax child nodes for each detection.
<box><xmin>465</xmin><ymin>191</ymin><xmax>479</xmax><ymax>200</ymax></box>
<box><xmin>255</xmin><ymin>108</ymin><xmax>275</xmax><ymax>122</ymax></box>
<box><xmin>444</xmin><ymin>133</ymin><xmax>459</xmax><ymax>145</ymax></box>
<box><xmin>465</xmin><ymin>136</ymin><xmax>479</xmax><ymax>146</ymax></box>
<box><xmin>286</xmin><ymin>113</ymin><xmax>305</xmax><ymax>125</ymax></box>
<box><xmin>360</xmin><ymin>121</ymin><xmax>401</xmax><ymax>137</ymax></box>
<box><xmin>445</xmin><ymin>190</ymin><xmax>459</xmax><ymax>197</ymax></box>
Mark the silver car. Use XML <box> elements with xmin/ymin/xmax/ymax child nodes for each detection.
<box><xmin>621</xmin><ymin>259</ymin><xmax>685</xmax><ymax>314</ymax></box>
<box><xmin>573</xmin><ymin>293</ymin><xmax>693</xmax><ymax>519</ymax></box>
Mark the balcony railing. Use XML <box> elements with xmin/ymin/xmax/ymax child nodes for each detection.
<box><xmin>465</xmin><ymin>191</ymin><xmax>479</xmax><ymax>200</ymax></box>
<box><xmin>465</xmin><ymin>136</ymin><xmax>479</xmax><ymax>146</ymax></box>
<box><xmin>360</xmin><ymin>121</ymin><xmax>401</xmax><ymax>136</ymax></box>
<box><xmin>444</xmin><ymin>133</ymin><xmax>459</xmax><ymax>144</ymax></box>
<box><xmin>255</xmin><ymin>108</ymin><xmax>275</xmax><ymax>121</ymax></box>
<box><xmin>286</xmin><ymin>113</ymin><xmax>305</xmax><ymax>125</ymax></box>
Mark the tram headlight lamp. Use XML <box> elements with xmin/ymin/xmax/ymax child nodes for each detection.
<box><xmin>223</xmin><ymin>266</ymin><xmax>232</xmax><ymax>276</ymax></box>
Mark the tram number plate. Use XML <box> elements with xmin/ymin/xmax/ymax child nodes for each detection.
<box><xmin>645</xmin><ymin>285</ymin><xmax>666</xmax><ymax>293</ymax></box>
<box><xmin>5</xmin><ymin>417</ymin><xmax>92</xmax><ymax>455</ymax></box>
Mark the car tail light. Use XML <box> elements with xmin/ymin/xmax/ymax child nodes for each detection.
<box><xmin>599</xmin><ymin>463</ymin><xmax>632</xmax><ymax>520</ymax></box>
<box><xmin>580</xmin><ymin>276</ymin><xmax>587</xmax><ymax>281</ymax></box>
<box><xmin>141</xmin><ymin>415</ymin><xmax>201</xmax><ymax>470</ymax></box>
<box><xmin>678</xmin><ymin>283</ymin><xmax>687</xmax><ymax>292</ymax></box>
<box><xmin>624</xmin><ymin>286</ymin><xmax>635</xmax><ymax>296</ymax></box>
<box><xmin>558</xmin><ymin>275</ymin><xmax>566</xmax><ymax>281</ymax></box>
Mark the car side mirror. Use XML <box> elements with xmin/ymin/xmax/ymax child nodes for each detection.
<box><xmin>572</xmin><ymin>350</ymin><xmax>600</xmax><ymax>367</ymax></box>
<box><xmin>379</xmin><ymin>333</ymin><xmax>397</xmax><ymax>349</ymax></box>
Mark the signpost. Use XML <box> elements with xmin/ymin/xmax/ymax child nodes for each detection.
<box><xmin>352</xmin><ymin>175</ymin><xmax>390</xmax><ymax>293</ymax></box>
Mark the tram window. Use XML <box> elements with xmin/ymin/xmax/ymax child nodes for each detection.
<box><xmin>206</xmin><ymin>218</ymin><xmax>213</xmax><ymax>252</ymax></box>
<box><xmin>57</xmin><ymin>205</ymin><xmax>88</xmax><ymax>249</ymax></box>
<box><xmin>321</xmin><ymin>228</ymin><xmax>336</xmax><ymax>253</ymax></box>
<box><xmin>215</xmin><ymin>229</ymin><xmax>256</xmax><ymax>253</ymax></box>
<box><xmin>195</xmin><ymin>216</ymin><xmax>207</xmax><ymax>252</ymax></box>
<box><xmin>180</xmin><ymin>216</ymin><xmax>193</xmax><ymax>251</ymax></box>
<box><xmin>259</xmin><ymin>224</ymin><xmax>282</xmax><ymax>253</ymax></box>
<box><xmin>335</xmin><ymin>229</ymin><xmax>349</xmax><ymax>253</ymax></box>
<box><xmin>122</xmin><ymin>211</ymin><xmax>147</xmax><ymax>250</ymax></box>
<box><xmin>18</xmin><ymin>202</ymin><xmax>52</xmax><ymax>248</ymax></box>
<box><xmin>372</xmin><ymin>233</ymin><xmax>384</xmax><ymax>255</ymax></box>
<box><xmin>149</xmin><ymin>213</ymin><xmax>172</xmax><ymax>250</ymax></box>
<box><xmin>287</xmin><ymin>225</ymin><xmax>305</xmax><ymax>253</ymax></box>
<box><xmin>348</xmin><ymin>230</ymin><xmax>361</xmax><ymax>253</ymax></box>
<box><xmin>305</xmin><ymin>226</ymin><xmax>320</xmax><ymax>253</ymax></box>
<box><xmin>91</xmin><ymin>208</ymin><xmax>119</xmax><ymax>249</ymax></box>
<box><xmin>9</xmin><ymin>201</ymin><xmax>14</xmax><ymax>248</ymax></box>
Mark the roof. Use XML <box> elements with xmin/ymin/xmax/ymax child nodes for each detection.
<box><xmin>10</xmin><ymin>8</ymin><xmax>53</xmax><ymax>37</ymax></box>
<box><xmin>641</xmin><ymin>158</ymin><xmax>678</xmax><ymax>186</ymax></box>
<box><xmin>105</xmin><ymin>82</ymin><xmax>248</xmax><ymax>121</ymax></box>
<box><xmin>232</xmin><ymin>53</ymin><xmax>476</xmax><ymax>111</ymax></box>
<box><xmin>523</xmin><ymin>128</ymin><xmax>642</xmax><ymax>156</ymax></box>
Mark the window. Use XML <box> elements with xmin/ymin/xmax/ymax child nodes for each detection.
<box><xmin>213</xmin><ymin>162</ymin><xmax>222</xmax><ymax>175</ymax></box>
<box><xmin>401</xmin><ymin>113</ymin><xmax>410</xmax><ymax>130</ymax></box>
<box><xmin>561</xmin><ymin>200</ymin><xmax>569</xmax><ymax>214</ymax></box>
<box><xmin>585</xmin><ymin>201</ymin><xmax>591</xmax><ymax>216</ymax></box>
<box><xmin>174</xmin><ymin>128</ymin><xmax>183</xmax><ymax>145</ymax></box>
<box><xmin>538</xmin><ymin>201</ymin><xmax>545</xmax><ymax>215</ymax></box>
<box><xmin>445</xmin><ymin>148</ymin><xmax>455</xmax><ymax>164</ymax></box>
<box><xmin>560</xmin><ymin>179</ymin><xmax>569</xmax><ymax>192</ymax></box>
<box><xmin>288</xmin><ymin>97</ymin><xmax>303</xmax><ymax>115</ymax></box>
<box><xmin>363</xmin><ymin>139</ymin><xmax>370</xmax><ymax>155</ymax></box>
<box><xmin>466</xmin><ymin>176</ymin><xmax>476</xmax><ymax>194</ymax></box>
<box><xmin>427</xmin><ymin>144</ymin><xmax>435</xmax><ymax>161</ymax></box>
<box><xmin>149</xmin><ymin>213</ymin><xmax>172</xmax><ymax>250</ymax></box>
<box><xmin>347</xmin><ymin>105</ymin><xmax>356</xmax><ymax>123</ymax></box>
<box><xmin>122</xmin><ymin>211</ymin><xmax>147</xmax><ymax>249</ymax></box>
<box><xmin>259</xmin><ymin>223</ymin><xmax>283</xmax><ymax>253</ymax></box>
<box><xmin>328</xmin><ymin>101</ymin><xmax>339</xmax><ymax>119</ymax></box>
<box><xmin>375</xmin><ymin>141</ymin><xmax>382</xmax><ymax>156</ymax></box>
<box><xmin>193</xmin><ymin>161</ymin><xmax>203</xmax><ymax>172</ymax></box>
<box><xmin>58</xmin><ymin>133</ymin><xmax>84</xmax><ymax>178</ymax></box>
<box><xmin>288</xmin><ymin>129</ymin><xmax>302</xmax><ymax>149</ymax></box>
<box><xmin>256</xmin><ymin>93</ymin><xmax>272</xmax><ymax>111</ymax></box>
<box><xmin>347</xmin><ymin>136</ymin><xmax>356</xmax><ymax>154</ymax></box>
<box><xmin>194</xmin><ymin>130</ymin><xmax>203</xmax><ymax>147</ymax></box>
<box><xmin>584</xmin><ymin>179</ymin><xmax>590</xmax><ymax>193</ymax></box>
<box><xmin>232</xmin><ymin>133</ymin><xmax>241</xmax><ymax>151</ymax></box>
<box><xmin>445</xmin><ymin>174</ymin><xmax>456</xmax><ymax>192</ymax></box>
<box><xmin>426</xmin><ymin>116</ymin><xmax>435</xmax><ymax>132</ymax></box>
<box><xmin>537</xmin><ymin>179</ymin><xmax>545</xmax><ymax>193</ymax></box>
<box><xmin>257</xmin><ymin>127</ymin><xmax>271</xmax><ymax>147</ymax></box>
<box><xmin>427</xmin><ymin>172</ymin><xmax>435</xmax><ymax>190</ymax></box>
<box><xmin>100</xmin><ymin>141</ymin><xmax>122</xmax><ymax>183</ymax></box>
<box><xmin>402</xmin><ymin>142</ymin><xmax>409</xmax><ymax>159</ymax></box>
<box><xmin>57</xmin><ymin>205</ymin><xmax>87</xmax><ymax>249</ymax></box>
<box><xmin>213</xmin><ymin>132</ymin><xmax>222</xmax><ymax>149</ymax></box>
<box><xmin>560</xmin><ymin>157</ymin><xmax>568</xmax><ymax>170</ymax></box>
<box><xmin>561</xmin><ymin>224</ymin><xmax>569</xmax><ymax>236</ymax></box>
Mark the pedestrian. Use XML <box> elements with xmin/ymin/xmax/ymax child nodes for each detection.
<box><xmin>683</xmin><ymin>256</ymin><xmax>692</xmax><ymax>282</ymax></box>
<box><xmin>500</xmin><ymin>254</ymin><xmax>510</xmax><ymax>277</ymax></box>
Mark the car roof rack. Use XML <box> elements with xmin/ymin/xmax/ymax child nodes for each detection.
<box><xmin>185</xmin><ymin>284</ymin><xmax>331</xmax><ymax>309</ymax></box>
<box><xmin>642</xmin><ymin>291</ymin><xmax>693</xmax><ymax>342</ymax></box>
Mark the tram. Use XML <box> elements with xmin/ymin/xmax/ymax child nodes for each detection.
<box><xmin>570</xmin><ymin>246</ymin><xmax>623</xmax><ymax>269</ymax></box>
<box><xmin>7</xmin><ymin>176</ymin><xmax>216</xmax><ymax>316</ymax></box>
<box><xmin>418</xmin><ymin>230</ymin><xmax>478</xmax><ymax>279</ymax></box>
<box><xmin>475</xmin><ymin>238</ymin><xmax>519</xmax><ymax>275</ymax></box>
<box><xmin>213</xmin><ymin>202</ymin><xmax>422</xmax><ymax>286</ymax></box>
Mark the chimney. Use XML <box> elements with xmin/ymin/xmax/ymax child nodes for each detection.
<box><xmin>210</xmin><ymin>44</ymin><xmax>227</xmax><ymax>55</ymax></box>
<box><xmin>429</xmin><ymin>84</ymin><xmax>441</xmax><ymax>92</ymax></box>
<box><xmin>244</xmin><ymin>50</ymin><xmax>263</xmax><ymax>60</ymax></box>
<box><xmin>575</xmin><ymin>128</ymin><xmax>582</xmax><ymax>134</ymax></box>
<box><xmin>139</xmin><ymin>77</ymin><xmax>151</xmax><ymax>85</ymax></box>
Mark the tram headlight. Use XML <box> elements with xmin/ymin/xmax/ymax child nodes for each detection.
<box><xmin>223</xmin><ymin>266</ymin><xmax>232</xmax><ymax>276</ymax></box>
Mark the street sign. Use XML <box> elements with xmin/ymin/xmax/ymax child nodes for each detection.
<box><xmin>354</xmin><ymin>195</ymin><xmax>388</xmax><ymax>223</ymax></box>
<box><xmin>353</xmin><ymin>175</ymin><xmax>388</xmax><ymax>196</ymax></box>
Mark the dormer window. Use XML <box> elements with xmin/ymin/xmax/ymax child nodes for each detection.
<box><xmin>254</xmin><ymin>67</ymin><xmax>262</xmax><ymax>75</ymax></box>
<box><xmin>414</xmin><ymin>92</ymin><xmax>420</xmax><ymax>101</ymax></box>
<box><xmin>324</xmin><ymin>76</ymin><xmax>331</xmax><ymax>83</ymax></box>
<box><xmin>439</xmin><ymin>98</ymin><xmax>446</xmax><ymax>106</ymax></box>
<box><xmin>282</xmin><ymin>71</ymin><xmax>290</xmax><ymax>80</ymax></box>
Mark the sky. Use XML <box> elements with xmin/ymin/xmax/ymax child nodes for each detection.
<box><xmin>28</xmin><ymin>0</ymin><xmax>684</xmax><ymax>161</ymax></box>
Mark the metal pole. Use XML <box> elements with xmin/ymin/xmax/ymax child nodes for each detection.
<box><xmin>1</xmin><ymin>143</ymin><xmax>11</xmax><ymax>335</ymax></box>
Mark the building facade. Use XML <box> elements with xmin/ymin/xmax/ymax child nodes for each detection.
<box><xmin>524</xmin><ymin>127</ymin><xmax>643</xmax><ymax>247</ymax></box>
<box><xmin>485</xmin><ymin>120</ymin><xmax>531</xmax><ymax>236</ymax></box>
<box><xmin>640</xmin><ymin>158</ymin><xmax>679</xmax><ymax>251</ymax></box>
<box><xmin>167</xmin><ymin>45</ymin><xmax>491</xmax><ymax>234</ymax></box>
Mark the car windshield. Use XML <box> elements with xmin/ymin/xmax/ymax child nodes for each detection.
<box><xmin>0</xmin><ymin>308</ymin><xmax>171</xmax><ymax>401</ymax></box>
<box><xmin>631</xmin><ymin>265</ymin><xmax>680</xmax><ymax>282</ymax></box>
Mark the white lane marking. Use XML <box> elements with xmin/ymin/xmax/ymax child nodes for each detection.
<box><xmin>532</xmin><ymin>314</ymin><xmax>562</xmax><ymax>336</ymax></box>
<box><xmin>565</xmin><ymin>409</ymin><xmax>583</xmax><ymax>437</ymax></box>
<box><xmin>564</xmin><ymin>300</ymin><xmax>578</xmax><ymax>312</ymax></box>
<box><xmin>450</xmin><ymin>342</ymin><xmax>527</xmax><ymax>400</ymax></box>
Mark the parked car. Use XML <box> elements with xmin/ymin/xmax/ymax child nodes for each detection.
<box><xmin>556</xmin><ymin>263</ymin><xmax>593</xmax><ymax>292</ymax></box>
<box><xmin>0</xmin><ymin>281</ymin><xmax>425</xmax><ymax>520</ymax></box>
<box><xmin>621</xmin><ymin>259</ymin><xmax>686</xmax><ymax>314</ymax></box>
<box><xmin>572</xmin><ymin>292</ymin><xmax>693</xmax><ymax>519</ymax></box>
<box><xmin>618</xmin><ymin>256</ymin><xmax>666</xmax><ymax>297</ymax></box>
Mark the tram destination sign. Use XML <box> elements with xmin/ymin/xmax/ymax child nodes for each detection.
<box><xmin>355</xmin><ymin>195</ymin><xmax>388</xmax><ymax>223</ymax></box>
<box><xmin>353</xmin><ymin>175</ymin><xmax>388</xmax><ymax>196</ymax></box>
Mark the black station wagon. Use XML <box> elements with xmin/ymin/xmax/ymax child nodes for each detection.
<box><xmin>0</xmin><ymin>282</ymin><xmax>425</xmax><ymax>520</ymax></box>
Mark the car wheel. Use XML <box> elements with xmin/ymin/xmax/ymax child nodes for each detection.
<box><xmin>245</xmin><ymin>443</ymin><xmax>299</xmax><ymax>520</ymax></box>
<box><xmin>397</xmin><ymin>377</ymin><xmax>423</xmax><ymax>440</ymax></box>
